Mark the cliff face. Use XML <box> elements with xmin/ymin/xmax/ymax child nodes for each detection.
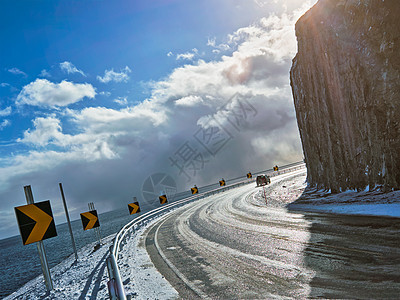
<box><xmin>290</xmin><ymin>0</ymin><xmax>400</xmax><ymax>192</ymax></box>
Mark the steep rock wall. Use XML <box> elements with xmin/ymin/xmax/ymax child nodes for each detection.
<box><xmin>290</xmin><ymin>0</ymin><xmax>400</xmax><ymax>192</ymax></box>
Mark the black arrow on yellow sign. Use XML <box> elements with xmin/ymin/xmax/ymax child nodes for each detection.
<box><xmin>14</xmin><ymin>200</ymin><xmax>57</xmax><ymax>245</ymax></box>
<box><xmin>191</xmin><ymin>186</ymin><xmax>198</xmax><ymax>194</ymax></box>
<box><xmin>159</xmin><ymin>195</ymin><xmax>168</xmax><ymax>205</ymax></box>
<box><xmin>247</xmin><ymin>172</ymin><xmax>252</xmax><ymax>179</ymax></box>
<box><xmin>273</xmin><ymin>165</ymin><xmax>279</xmax><ymax>171</ymax></box>
<box><xmin>219</xmin><ymin>179</ymin><xmax>226</xmax><ymax>186</ymax></box>
<box><xmin>128</xmin><ymin>202</ymin><xmax>141</xmax><ymax>215</ymax></box>
<box><xmin>80</xmin><ymin>210</ymin><xmax>100</xmax><ymax>231</ymax></box>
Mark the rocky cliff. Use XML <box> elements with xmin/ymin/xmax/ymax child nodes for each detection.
<box><xmin>290</xmin><ymin>0</ymin><xmax>400</xmax><ymax>192</ymax></box>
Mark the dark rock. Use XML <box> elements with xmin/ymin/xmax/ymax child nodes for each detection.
<box><xmin>290</xmin><ymin>0</ymin><xmax>400</xmax><ymax>192</ymax></box>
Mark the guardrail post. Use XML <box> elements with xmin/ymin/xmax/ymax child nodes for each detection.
<box><xmin>109</xmin><ymin>250</ymin><xmax>127</xmax><ymax>299</ymax></box>
<box><xmin>106</xmin><ymin>256</ymin><xmax>118</xmax><ymax>300</ymax></box>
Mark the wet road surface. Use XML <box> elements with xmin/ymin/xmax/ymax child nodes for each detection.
<box><xmin>145</xmin><ymin>172</ymin><xmax>400</xmax><ymax>299</ymax></box>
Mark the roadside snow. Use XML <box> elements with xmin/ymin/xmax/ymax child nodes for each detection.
<box><xmin>117</xmin><ymin>217</ymin><xmax>179</xmax><ymax>300</ymax></box>
<box><xmin>281</xmin><ymin>171</ymin><xmax>400</xmax><ymax>218</ymax></box>
<box><xmin>5</xmin><ymin>235</ymin><xmax>113</xmax><ymax>300</ymax></box>
<box><xmin>5</xmin><ymin>214</ymin><xmax>179</xmax><ymax>300</ymax></box>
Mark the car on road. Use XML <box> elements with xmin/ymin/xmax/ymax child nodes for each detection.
<box><xmin>256</xmin><ymin>174</ymin><xmax>270</xmax><ymax>187</ymax></box>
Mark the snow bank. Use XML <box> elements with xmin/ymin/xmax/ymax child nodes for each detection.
<box><xmin>285</xmin><ymin>172</ymin><xmax>400</xmax><ymax>218</ymax></box>
<box><xmin>117</xmin><ymin>217</ymin><xmax>179</xmax><ymax>300</ymax></box>
<box><xmin>5</xmin><ymin>235</ymin><xmax>114</xmax><ymax>300</ymax></box>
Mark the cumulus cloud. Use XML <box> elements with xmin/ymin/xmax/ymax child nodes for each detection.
<box><xmin>207</xmin><ymin>37</ymin><xmax>230</xmax><ymax>54</ymax></box>
<box><xmin>176</xmin><ymin>48</ymin><xmax>198</xmax><ymax>61</ymax></box>
<box><xmin>0</xmin><ymin>106</ymin><xmax>11</xmax><ymax>116</ymax></box>
<box><xmin>16</xmin><ymin>79</ymin><xmax>96</xmax><ymax>108</ymax></box>
<box><xmin>60</xmin><ymin>61</ymin><xmax>86</xmax><ymax>76</ymax></box>
<box><xmin>97</xmin><ymin>66</ymin><xmax>131</xmax><ymax>83</ymax></box>
<box><xmin>114</xmin><ymin>97</ymin><xmax>128</xmax><ymax>106</ymax></box>
<box><xmin>175</xmin><ymin>95</ymin><xmax>204</xmax><ymax>107</ymax></box>
<box><xmin>19</xmin><ymin>116</ymin><xmax>64</xmax><ymax>146</ymax></box>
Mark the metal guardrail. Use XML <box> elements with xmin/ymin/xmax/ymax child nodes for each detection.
<box><xmin>106</xmin><ymin>162</ymin><xmax>305</xmax><ymax>299</ymax></box>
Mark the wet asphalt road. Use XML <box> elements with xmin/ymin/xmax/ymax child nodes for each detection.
<box><xmin>145</xmin><ymin>172</ymin><xmax>400</xmax><ymax>299</ymax></box>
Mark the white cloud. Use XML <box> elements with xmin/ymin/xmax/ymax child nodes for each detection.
<box><xmin>0</xmin><ymin>83</ymin><xmax>10</xmax><ymax>87</ymax></box>
<box><xmin>175</xmin><ymin>95</ymin><xmax>204</xmax><ymax>107</ymax></box>
<box><xmin>0</xmin><ymin>106</ymin><xmax>11</xmax><ymax>116</ymax></box>
<box><xmin>99</xmin><ymin>91</ymin><xmax>111</xmax><ymax>96</ymax></box>
<box><xmin>16</xmin><ymin>79</ymin><xmax>96</xmax><ymax>108</ymax></box>
<box><xmin>207</xmin><ymin>37</ymin><xmax>230</xmax><ymax>54</ymax></box>
<box><xmin>114</xmin><ymin>97</ymin><xmax>128</xmax><ymax>106</ymax></box>
<box><xmin>19</xmin><ymin>116</ymin><xmax>64</xmax><ymax>146</ymax></box>
<box><xmin>60</xmin><ymin>61</ymin><xmax>86</xmax><ymax>76</ymax></box>
<box><xmin>176</xmin><ymin>52</ymin><xmax>195</xmax><ymax>60</ymax></box>
<box><xmin>167</xmin><ymin>51</ymin><xmax>173</xmax><ymax>57</ymax></box>
<box><xmin>0</xmin><ymin>119</ymin><xmax>10</xmax><ymax>130</ymax></box>
<box><xmin>97</xmin><ymin>66</ymin><xmax>131</xmax><ymax>83</ymax></box>
<box><xmin>176</xmin><ymin>48</ymin><xmax>198</xmax><ymax>61</ymax></box>
<box><xmin>8</xmin><ymin>67</ymin><xmax>27</xmax><ymax>77</ymax></box>
<box><xmin>39</xmin><ymin>69</ymin><xmax>51</xmax><ymax>78</ymax></box>
<box><xmin>68</xmin><ymin>102</ymin><xmax>167</xmax><ymax>132</ymax></box>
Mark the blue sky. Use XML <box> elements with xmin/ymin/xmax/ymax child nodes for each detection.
<box><xmin>0</xmin><ymin>0</ymin><xmax>315</xmax><ymax>239</ymax></box>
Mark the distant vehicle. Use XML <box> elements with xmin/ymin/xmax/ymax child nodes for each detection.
<box><xmin>256</xmin><ymin>174</ymin><xmax>270</xmax><ymax>187</ymax></box>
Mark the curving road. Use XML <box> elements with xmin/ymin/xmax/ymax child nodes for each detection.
<box><xmin>145</xmin><ymin>171</ymin><xmax>400</xmax><ymax>299</ymax></box>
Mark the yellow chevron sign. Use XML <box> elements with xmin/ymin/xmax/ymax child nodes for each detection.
<box><xmin>128</xmin><ymin>202</ymin><xmax>141</xmax><ymax>215</ymax></box>
<box><xmin>14</xmin><ymin>200</ymin><xmax>57</xmax><ymax>245</ymax></box>
<box><xmin>219</xmin><ymin>179</ymin><xmax>226</xmax><ymax>186</ymax></box>
<box><xmin>247</xmin><ymin>172</ymin><xmax>252</xmax><ymax>178</ymax></box>
<box><xmin>273</xmin><ymin>165</ymin><xmax>279</xmax><ymax>171</ymax></box>
<box><xmin>191</xmin><ymin>186</ymin><xmax>198</xmax><ymax>194</ymax></box>
<box><xmin>80</xmin><ymin>210</ymin><xmax>100</xmax><ymax>230</ymax></box>
<box><xmin>159</xmin><ymin>195</ymin><xmax>168</xmax><ymax>205</ymax></box>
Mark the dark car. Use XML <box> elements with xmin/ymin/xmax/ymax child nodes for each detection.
<box><xmin>256</xmin><ymin>174</ymin><xmax>270</xmax><ymax>187</ymax></box>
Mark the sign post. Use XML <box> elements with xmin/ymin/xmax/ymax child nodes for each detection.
<box><xmin>59</xmin><ymin>183</ymin><xmax>78</xmax><ymax>261</ymax></box>
<box><xmin>81</xmin><ymin>203</ymin><xmax>101</xmax><ymax>246</ymax></box>
<box><xmin>23</xmin><ymin>185</ymin><xmax>53</xmax><ymax>292</ymax></box>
